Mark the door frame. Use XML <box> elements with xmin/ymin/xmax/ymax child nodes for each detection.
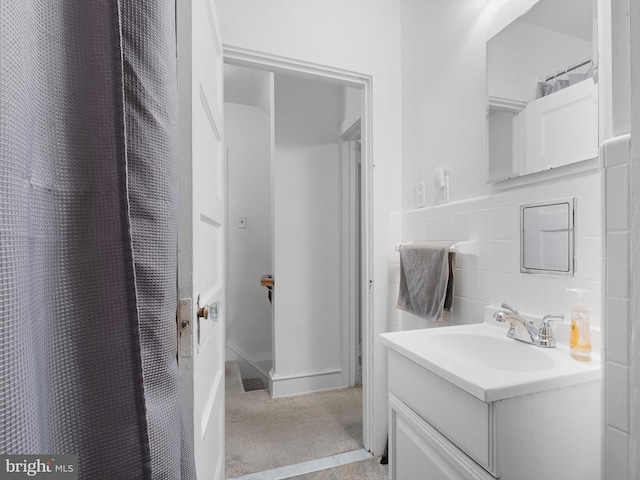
<box><xmin>223</xmin><ymin>45</ymin><xmax>375</xmax><ymax>452</ymax></box>
<box><xmin>340</xmin><ymin>122</ymin><xmax>362</xmax><ymax>388</ymax></box>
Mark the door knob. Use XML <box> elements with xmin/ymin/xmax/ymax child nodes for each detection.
<box><xmin>197</xmin><ymin>305</ymin><xmax>209</xmax><ymax>319</ymax></box>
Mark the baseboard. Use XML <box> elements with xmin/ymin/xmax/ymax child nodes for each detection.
<box><xmin>226</xmin><ymin>343</ymin><xmax>271</xmax><ymax>387</ymax></box>
<box><xmin>269</xmin><ymin>367</ymin><xmax>344</xmax><ymax>397</ymax></box>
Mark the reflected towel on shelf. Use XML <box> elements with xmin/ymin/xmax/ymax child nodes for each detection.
<box><xmin>396</xmin><ymin>242</ymin><xmax>456</xmax><ymax>321</ymax></box>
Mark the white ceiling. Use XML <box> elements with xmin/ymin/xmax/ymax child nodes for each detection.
<box><xmin>519</xmin><ymin>0</ymin><xmax>593</xmax><ymax>41</ymax></box>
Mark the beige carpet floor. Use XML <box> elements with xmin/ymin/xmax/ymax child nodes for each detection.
<box><xmin>225</xmin><ymin>361</ymin><xmax>363</xmax><ymax>478</ymax></box>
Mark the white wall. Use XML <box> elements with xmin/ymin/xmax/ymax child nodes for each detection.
<box><xmin>273</xmin><ymin>143</ymin><xmax>340</xmax><ymax>374</ymax></box>
<box><xmin>217</xmin><ymin>0</ymin><xmax>402</xmax><ymax>454</ymax></box>
<box><xmin>225</xmin><ymin>102</ymin><xmax>273</xmax><ymax>374</ymax></box>
<box><xmin>401</xmin><ymin>0</ymin><xmax>494</xmax><ymax>210</ymax></box>
<box><xmin>272</xmin><ymin>75</ymin><xmax>342</xmax><ymax>392</ymax></box>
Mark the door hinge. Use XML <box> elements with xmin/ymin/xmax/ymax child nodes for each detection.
<box><xmin>177</xmin><ymin>298</ymin><xmax>193</xmax><ymax>359</ymax></box>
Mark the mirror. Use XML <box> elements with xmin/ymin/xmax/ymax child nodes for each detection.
<box><xmin>487</xmin><ymin>0</ymin><xmax>597</xmax><ymax>183</ymax></box>
<box><xmin>521</xmin><ymin>198</ymin><xmax>574</xmax><ymax>276</ymax></box>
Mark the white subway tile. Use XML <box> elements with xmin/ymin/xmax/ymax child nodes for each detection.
<box><xmin>491</xmin><ymin>239</ymin><xmax>519</xmax><ymax>274</ymax></box>
<box><xmin>606</xmin><ymin>232</ymin><xmax>629</xmax><ymax>298</ymax></box>
<box><xmin>603</xmin><ymin>133</ymin><xmax>630</xmax><ymax>168</ymax></box>
<box><xmin>606</xmin><ymin>298</ymin><xmax>629</xmax><ymax>366</ymax></box>
<box><xmin>471</xmin><ymin>270</ymin><xmax>491</xmax><ymax>303</ymax></box>
<box><xmin>437</xmin><ymin>215</ymin><xmax>454</xmax><ymax>240</ymax></box>
<box><xmin>455</xmin><ymin>239</ymin><xmax>491</xmax><ymax>271</ymax></box>
<box><xmin>413</xmin><ymin>218</ymin><xmax>428</xmax><ymax>241</ymax></box>
<box><xmin>389</xmin><ymin>261</ymin><xmax>401</xmax><ymax>286</ymax></box>
<box><xmin>420</xmin><ymin>216</ymin><xmax>439</xmax><ymax>241</ymax></box>
<box><xmin>491</xmin><ymin>205</ymin><xmax>519</xmax><ymax>240</ymax></box>
<box><xmin>455</xmin><ymin>252</ymin><xmax>473</xmax><ymax>270</ymax></box>
<box><xmin>489</xmin><ymin>272</ymin><xmax>522</xmax><ymax>309</ymax></box>
<box><xmin>581</xmin><ymin>280</ymin><xmax>602</xmax><ymax>328</ymax></box>
<box><xmin>455</xmin><ymin>268</ymin><xmax>473</xmax><ymax>299</ymax></box>
<box><xmin>453</xmin><ymin>212</ymin><xmax>470</xmax><ymax>241</ymax></box>
<box><xmin>472</xmin><ymin>270</ymin><xmax>491</xmax><ymax>302</ymax></box>
<box><xmin>606</xmin><ymin>164</ymin><xmax>629</xmax><ymax>232</ymax></box>
<box><xmin>576</xmin><ymin>192</ymin><xmax>601</xmax><ymax>238</ymax></box>
<box><xmin>518</xmin><ymin>274</ymin><xmax>547</xmax><ymax>313</ymax></box>
<box><xmin>475</xmin><ymin>240</ymin><xmax>493</xmax><ymax>271</ymax></box>
<box><xmin>543</xmin><ymin>277</ymin><xmax>576</xmax><ymax>318</ymax></box>
<box><xmin>388</xmin><ymin>286</ymin><xmax>401</xmax><ymax>331</ymax></box>
<box><xmin>469</xmin><ymin>299</ymin><xmax>489</xmax><ymax>324</ymax></box>
<box><xmin>452</xmin><ymin>296</ymin><xmax>471</xmax><ymax>325</ymax></box>
<box><xmin>605</xmin><ymin>361</ymin><xmax>629</xmax><ymax>433</ymax></box>
<box><xmin>468</xmin><ymin>209</ymin><xmax>492</xmax><ymax>239</ymax></box>
<box><xmin>399</xmin><ymin>310</ymin><xmax>450</xmax><ymax>330</ymax></box>
<box><xmin>576</xmin><ymin>236</ymin><xmax>602</xmax><ymax>282</ymax></box>
<box><xmin>401</xmin><ymin>218</ymin><xmax>418</xmax><ymax>239</ymax></box>
<box><xmin>389</xmin><ymin>285</ymin><xmax>400</xmax><ymax>305</ymax></box>
<box><xmin>605</xmin><ymin>427</ymin><xmax>629</xmax><ymax>480</ymax></box>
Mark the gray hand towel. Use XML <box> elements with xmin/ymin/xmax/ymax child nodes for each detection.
<box><xmin>396</xmin><ymin>243</ymin><xmax>456</xmax><ymax>321</ymax></box>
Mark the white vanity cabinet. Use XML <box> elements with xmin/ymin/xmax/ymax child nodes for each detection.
<box><xmin>387</xmin><ymin>349</ymin><xmax>601</xmax><ymax>480</ymax></box>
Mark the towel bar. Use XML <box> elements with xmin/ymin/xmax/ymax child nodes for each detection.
<box><xmin>395</xmin><ymin>240</ymin><xmax>478</xmax><ymax>256</ymax></box>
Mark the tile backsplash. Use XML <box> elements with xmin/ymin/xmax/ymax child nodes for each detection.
<box><xmin>390</xmin><ymin>170</ymin><xmax>602</xmax><ymax>332</ymax></box>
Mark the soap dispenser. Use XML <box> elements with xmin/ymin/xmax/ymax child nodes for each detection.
<box><xmin>566</xmin><ymin>288</ymin><xmax>591</xmax><ymax>361</ymax></box>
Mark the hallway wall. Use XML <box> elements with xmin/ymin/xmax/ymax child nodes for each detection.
<box><xmin>271</xmin><ymin>74</ymin><xmax>343</xmax><ymax>395</ymax></box>
<box><xmin>225</xmin><ymin>102</ymin><xmax>273</xmax><ymax>377</ymax></box>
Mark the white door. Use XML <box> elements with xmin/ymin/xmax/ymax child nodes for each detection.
<box><xmin>177</xmin><ymin>0</ymin><xmax>226</xmax><ymax>478</ymax></box>
<box><xmin>523</xmin><ymin>78</ymin><xmax>598</xmax><ymax>174</ymax></box>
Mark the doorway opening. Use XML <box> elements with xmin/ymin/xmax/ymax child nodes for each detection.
<box><xmin>222</xmin><ymin>47</ymin><xmax>373</xmax><ymax>477</ymax></box>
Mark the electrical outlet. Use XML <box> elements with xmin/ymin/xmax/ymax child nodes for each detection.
<box><xmin>416</xmin><ymin>182</ymin><xmax>426</xmax><ymax>208</ymax></box>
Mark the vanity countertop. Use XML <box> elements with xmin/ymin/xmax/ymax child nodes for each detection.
<box><xmin>380</xmin><ymin>320</ymin><xmax>601</xmax><ymax>402</ymax></box>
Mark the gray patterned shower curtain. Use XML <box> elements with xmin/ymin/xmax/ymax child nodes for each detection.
<box><xmin>0</xmin><ymin>1</ymin><xmax>195</xmax><ymax>478</ymax></box>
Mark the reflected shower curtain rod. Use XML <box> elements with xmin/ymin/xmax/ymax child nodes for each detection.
<box><xmin>544</xmin><ymin>58</ymin><xmax>593</xmax><ymax>82</ymax></box>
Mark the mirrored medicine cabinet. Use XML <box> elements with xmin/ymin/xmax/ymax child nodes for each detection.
<box><xmin>487</xmin><ymin>0</ymin><xmax>598</xmax><ymax>183</ymax></box>
<box><xmin>521</xmin><ymin>198</ymin><xmax>574</xmax><ymax>276</ymax></box>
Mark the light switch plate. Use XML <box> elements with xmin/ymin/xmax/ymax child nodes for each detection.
<box><xmin>238</xmin><ymin>216</ymin><xmax>247</xmax><ymax>228</ymax></box>
<box><xmin>416</xmin><ymin>182</ymin><xmax>426</xmax><ymax>208</ymax></box>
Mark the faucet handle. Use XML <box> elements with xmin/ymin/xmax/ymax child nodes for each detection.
<box><xmin>540</xmin><ymin>313</ymin><xmax>565</xmax><ymax>338</ymax></box>
<box><xmin>501</xmin><ymin>303</ymin><xmax>519</xmax><ymax>315</ymax></box>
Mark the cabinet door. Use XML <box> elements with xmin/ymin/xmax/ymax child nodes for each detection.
<box><xmin>389</xmin><ymin>394</ymin><xmax>494</xmax><ymax>480</ymax></box>
<box><xmin>523</xmin><ymin>78</ymin><xmax>598</xmax><ymax>174</ymax></box>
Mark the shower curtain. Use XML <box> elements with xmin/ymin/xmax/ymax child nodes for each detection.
<box><xmin>0</xmin><ymin>1</ymin><xmax>195</xmax><ymax>478</ymax></box>
<box><xmin>536</xmin><ymin>63</ymin><xmax>594</xmax><ymax>98</ymax></box>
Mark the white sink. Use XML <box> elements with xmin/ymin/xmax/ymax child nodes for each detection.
<box><xmin>423</xmin><ymin>331</ymin><xmax>557</xmax><ymax>372</ymax></box>
<box><xmin>380</xmin><ymin>321</ymin><xmax>600</xmax><ymax>402</ymax></box>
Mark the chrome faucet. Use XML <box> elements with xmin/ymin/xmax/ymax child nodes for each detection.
<box><xmin>493</xmin><ymin>303</ymin><xmax>564</xmax><ymax>348</ymax></box>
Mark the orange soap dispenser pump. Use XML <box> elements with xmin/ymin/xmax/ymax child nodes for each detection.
<box><xmin>567</xmin><ymin>288</ymin><xmax>591</xmax><ymax>361</ymax></box>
